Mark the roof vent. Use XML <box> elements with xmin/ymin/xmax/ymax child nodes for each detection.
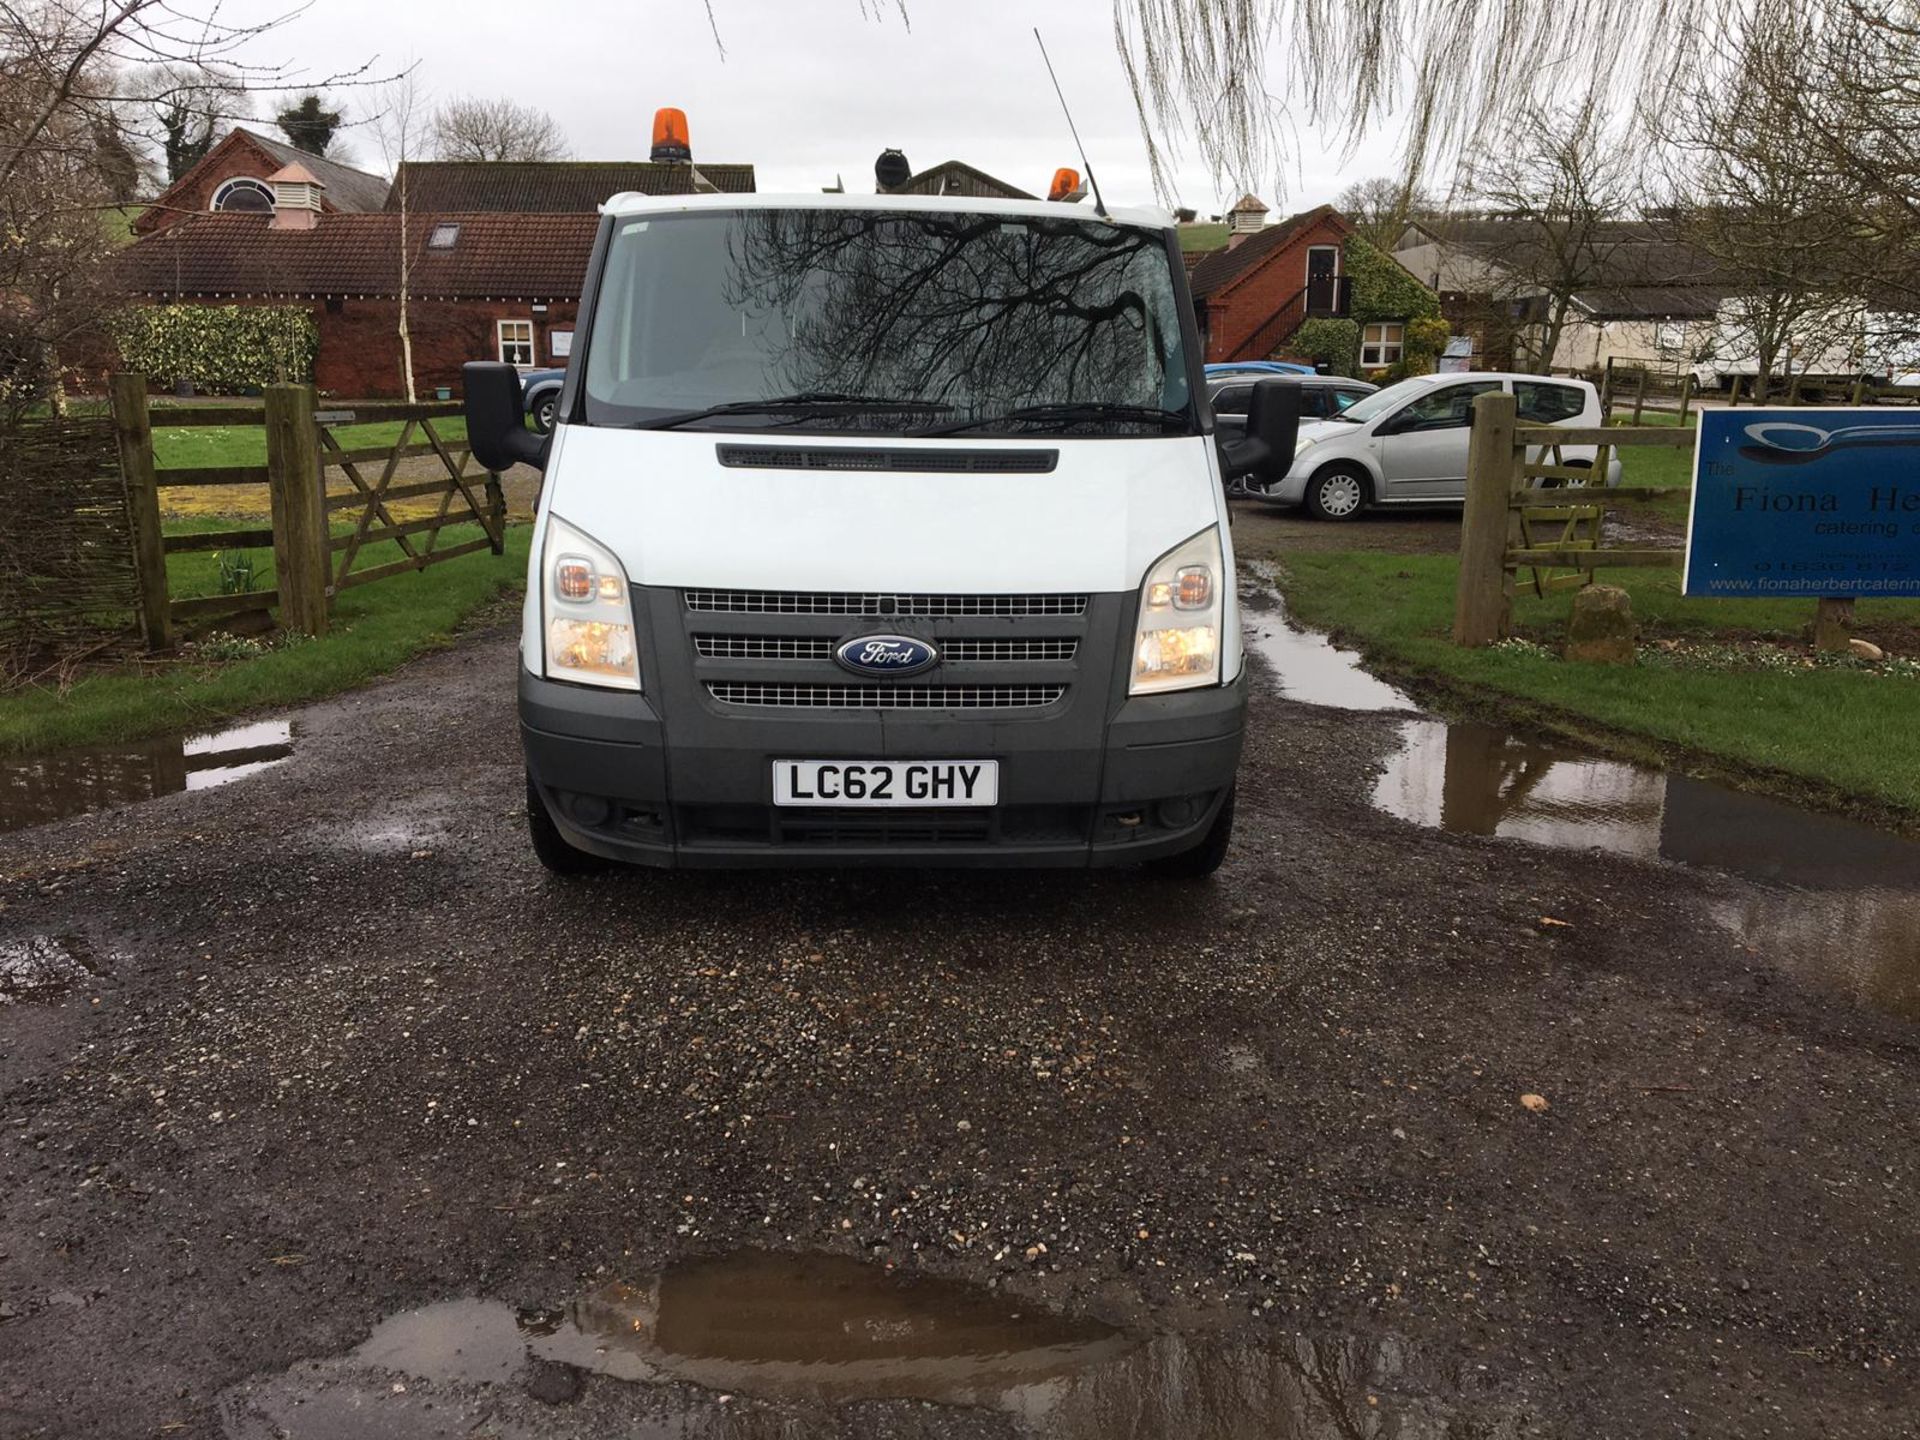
<box><xmin>874</xmin><ymin>149</ymin><xmax>911</xmax><ymax>192</ymax></box>
<box><xmin>267</xmin><ymin>162</ymin><xmax>324</xmax><ymax>230</ymax></box>
<box><xmin>651</xmin><ymin>107</ymin><xmax>691</xmax><ymax>164</ymax></box>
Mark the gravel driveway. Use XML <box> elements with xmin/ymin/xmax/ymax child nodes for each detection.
<box><xmin>1</xmin><ymin>613</ymin><xmax>1915</xmax><ymax>1438</ymax></box>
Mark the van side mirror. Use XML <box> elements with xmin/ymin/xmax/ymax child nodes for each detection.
<box><xmin>463</xmin><ymin>362</ymin><xmax>549</xmax><ymax>473</ymax></box>
<box><xmin>1220</xmin><ymin>378</ymin><xmax>1301</xmax><ymax>483</ymax></box>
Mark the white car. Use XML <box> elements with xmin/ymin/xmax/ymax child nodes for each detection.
<box><xmin>1253</xmin><ymin>372</ymin><xmax>1622</xmax><ymax>519</ymax></box>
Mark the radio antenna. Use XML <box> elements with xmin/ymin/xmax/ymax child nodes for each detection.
<box><xmin>1033</xmin><ymin>28</ymin><xmax>1108</xmax><ymax>218</ymax></box>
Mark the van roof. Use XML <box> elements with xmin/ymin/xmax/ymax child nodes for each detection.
<box><xmin>597</xmin><ymin>188</ymin><xmax>1176</xmax><ymax>232</ymax></box>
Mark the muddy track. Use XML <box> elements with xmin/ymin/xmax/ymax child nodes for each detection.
<box><xmin>1</xmin><ymin>622</ymin><xmax>1916</xmax><ymax>1438</ymax></box>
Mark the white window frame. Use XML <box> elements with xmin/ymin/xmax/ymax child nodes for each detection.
<box><xmin>1361</xmin><ymin>322</ymin><xmax>1406</xmax><ymax>368</ymax></box>
<box><xmin>498</xmin><ymin>319</ymin><xmax>535</xmax><ymax>368</ymax></box>
<box><xmin>1305</xmin><ymin>244</ymin><xmax>1340</xmax><ymax>285</ymax></box>
<box><xmin>211</xmin><ymin>176</ymin><xmax>274</xmax><ymax>212</ymax></box>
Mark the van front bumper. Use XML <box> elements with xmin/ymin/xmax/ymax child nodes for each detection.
<box><xmin>519</xmin><ymin>667</ymin><xmax>1246</xmax><ymax>869</ymax></box>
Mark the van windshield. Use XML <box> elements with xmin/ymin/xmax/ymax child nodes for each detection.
<box><xmin>580</xmin><ymin>209</ymin><xmax>1194</xmax><ymax>437</ymax></box>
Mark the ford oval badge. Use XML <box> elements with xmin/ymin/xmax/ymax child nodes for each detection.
<box><xmin>835</xmin><ymin>634</ymin><xmax>938</xmax><ymax>678</ymax></box>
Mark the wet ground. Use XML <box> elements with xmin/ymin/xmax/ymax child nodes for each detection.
<box><xmin>2</xmin><ymin>567</ymin><xmax>1919</xmax><ymax>1437</ymax></box>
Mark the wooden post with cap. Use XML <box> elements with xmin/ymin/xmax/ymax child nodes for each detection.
<box><xmin>264</xmin><ymin>383</ymin><xmax>331</xmax><ymax>638</ymax></box>
<box><xmin>1454</xmin><ymin>390</ymin><xmax>1520</xmax><ymax>647</ymax></box>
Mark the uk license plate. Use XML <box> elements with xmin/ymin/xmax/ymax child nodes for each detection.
<box><xmin>772</xmin><ymin>759</ymin><xmax>999</xmax><ymax>808</ymax></box>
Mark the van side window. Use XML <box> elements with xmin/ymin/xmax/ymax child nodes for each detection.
<box><xmin>1515</xmin><ymin>381</ymin><xmax>1586</xmax><ymax>423</ymax></box>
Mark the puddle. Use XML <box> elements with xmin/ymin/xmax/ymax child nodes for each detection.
<box><xmin>0</xmin><ymin>720</ymin><xmax>294</xmax><ymax>833</ymax></box>
<box><xmin>232</xmin><ymin>1250</ymin><xmax>1508</xmax><ymax>1437</ymax></box>
<box><xmin>1375</xmin><ymin>719</ymin><xmax>1920</xmax><ymax>1019</ymax></box>
<box><xmin>354</xmin><ymin>1251</ymin><xmax>1131</xmax><ymax>1404</ymax></box>
<box><xmin>1240</xmin><ymin>575</ymin><xmax>1417</xmax><ymax>713</ymax></box>
<box><xmin>0</xmin><ymin>935</ymin><xmax>96</xmax><ymax>1005</ymax></box>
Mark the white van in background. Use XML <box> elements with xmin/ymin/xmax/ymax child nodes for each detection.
<box><xmin>467</xmin><ymin>182</ymin><xmax>1303</xmax><ymax>876</ymax></box>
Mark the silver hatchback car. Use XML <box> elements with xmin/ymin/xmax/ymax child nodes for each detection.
<box><xmin>1249</xmin><ymin>372</ymin><xmax>1623</xmax><ymax>519</ymax></box>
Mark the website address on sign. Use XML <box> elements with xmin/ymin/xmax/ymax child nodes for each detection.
<box><xmin>1700</xmin><ymin>577</ymin><xmax>1920</xmax><ymax>594</ymax></box>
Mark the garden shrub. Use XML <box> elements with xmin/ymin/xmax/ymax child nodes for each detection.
<box><xmin>112</xmin><ymin>304</ymin><xmax>318</xmax><ymax>393</ymax></box>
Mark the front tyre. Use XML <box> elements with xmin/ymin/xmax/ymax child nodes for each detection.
<box><xmin>530</xmin><ymin>394</ymin><xmax>558</xmax><ymax>435</ymax></box>
<box><xmin>1147</xmin><ymin>787</ymin><xmax>1236</xmax><ymax>880</ymax></box>
<box><xmin>1304</xmin><ymin>464</ymin><xmax>1369</xmax><ymax>521</ymax></box>
<box><xmin>526</xmin><ymin>772</ymin><xmax>611</xmax><ymax>875</ymax></box>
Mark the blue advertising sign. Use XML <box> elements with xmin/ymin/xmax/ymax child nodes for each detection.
<box><xmin>1684</xmin><ymin>408</ymin><xmax>1920</xmax><ymax>597</ymax></box>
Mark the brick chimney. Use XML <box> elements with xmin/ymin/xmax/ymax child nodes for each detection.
<box><xmin>268</xmin><ymin>162</ymin><xmax>324</xmax><ymax>231</ymax></box>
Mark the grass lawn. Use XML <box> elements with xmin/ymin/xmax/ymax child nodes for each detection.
<box><xmin>152</xmin><ymin>415</ymin><xmax>469</xmax><ymax>472</ymax></box>
<box><xmin>1179</xmin><ymin>223</ymin><xmax>1230</xmax><ymax>253</ymax></box>
<box><xmin>0</xmin><ymin>525</ymin><xmax>530</xmax><ymax>756</ymax></box>
<box><xmin>1277</xmin><ymin>549</ymin><xmax>1920</xmax><ymax>823</ymax></box>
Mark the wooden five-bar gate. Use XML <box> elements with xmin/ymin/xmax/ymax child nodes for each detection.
<box><xmin>1453</xmin><ymin>390</ymin><xmax>1692</xmax><ymax>646</ymax></box>
<box><xmin>110</xmin><ymin>375</ymin><xmax>505</xmax><ymax>649</ymax></box>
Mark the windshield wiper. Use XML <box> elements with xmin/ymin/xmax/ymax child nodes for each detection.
<box><xmin>913</xmin><ymin>402</ymin><xmax>1190</xmax><ymax>437</ymax></box>
<box><xmin>632</xmin><ymin>392</ymin><xmax>955</xmax><ymax>432</ymax></box>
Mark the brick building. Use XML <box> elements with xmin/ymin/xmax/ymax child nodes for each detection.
<box><xmin>1187</xmin><ymin>203</ymin><xmax>1354</xmax><ymax>363</ymax></box>
<box><xmin>132</xmin><ymin>128</ymin><xmax>391</xmax><ymax>237</ymax></box>
<box><xmin>118</xmin><ymin>172</ymin><xmax>599</xmax><ymax>396</ymax></box>
<box><xmin>117</xmin><ymin>123</ymin><xmax>756</xmax><ymax>398</ymax></box>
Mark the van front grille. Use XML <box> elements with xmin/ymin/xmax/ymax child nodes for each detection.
<box><xmin>694</xmin><ymin>635</ymin><xmax>836</xmax><ymax>660</ymax></box>
<box><xmin>692</xmin><ymin>634</ymin><xmax>1078</xmax><ymax>663</ymax></box>
<box><xmin>940</xmin><ymin>638</ymin><xmax>1079</xmax><ymax>662</ymax></box>
<box><xmin>706</xmin><ymin>683</ymin><xmax>1066</xmax><ymax>710</ymax></box>
<box><xmin>685</xmin><ymin>590</ymin><xmax>1087</xmax><ymax>618</ymax></box>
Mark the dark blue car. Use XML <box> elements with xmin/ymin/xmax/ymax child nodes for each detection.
<box><xmin>520</xmin><ymin>367</ymin><xmax>567</xmax><ymax>433</ymax></box>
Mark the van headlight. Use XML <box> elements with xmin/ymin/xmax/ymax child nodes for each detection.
<box><xmin>1131</xmin><ymin>525</ymin><xmax>1223</xmax><ymax>695</ymax></box>
<box><xmin>543</xmin><ymin>516</ymin><xmax>640</xmax><ymax>691</ymax></box>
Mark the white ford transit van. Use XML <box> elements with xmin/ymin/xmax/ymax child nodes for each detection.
<box><xmin>466</xmin><ymin>190</ymin><xmax>1300</xmax><ymax>876</ymax></box>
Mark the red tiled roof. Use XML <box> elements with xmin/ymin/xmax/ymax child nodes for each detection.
<box><xmin>1188</xmin><ymin>205</ymin><xmax>1346</xmax><ymax>299</ymax></box>
<box><xmin>388</xmin><ymin>159</ymin><xmax>756</xmax><ymax>212</ymax></box>
<box><xmin>117</xmin><ymin>212</ymin><xmax>600</xmax><ymax>300</ymax></box>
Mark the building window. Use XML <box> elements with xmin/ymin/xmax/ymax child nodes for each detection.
<box><xmin>1361</xmin><ymin>322</ymin><xmax>1405</xmax><ymax>368</ymax></box>
<box><xmin>427</xmin><ymin>223</ymin><xmax>461</xmax><ymax>250</ymax></box>
<box><xmin>498</xmin><ymin>319</ymin><xmax>535</xmax><ymax>367</ymax></box>
<box><xmin>212</xmin><ymin>177</ymin><xmax>274</xmax><ymax>213</ymax></box>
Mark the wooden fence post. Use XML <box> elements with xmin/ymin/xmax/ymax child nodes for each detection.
<box><xmin>109</xmin><ymin>373</ymin><xmax>172</xmax><ymax>651</ymax></box>
<box><xmin>264</xmin><ymin>384</ymin><xmax>331</xmax><ymax>638</ymax></box>
<box><xmin>1598</xmin><ymin>356</ymin><xmax>1616</xmax><ymax>421</ymax></box>
<box><xmin>1631</xmin><ymin>366</ymin><xmax>1649</xmax><ymax>424</ymax></box>
<box><xmin>1851</xmin><ymin>377</ymin><xmax>1868</xmax><ymax>406</ymax></box>
<box><xmin>485</xmin><ymin>470</ymin><xmax>506</xmax><ymax>555</ymax></box>
<box><xmin>1453</xmin><ymin>390</ymin><xmax>1520</xmax><ymax>647</ymax></box>
<box><xmin>1727</xmin><ymin>375</ymin><xmax>1743</xmax><ymax>407</ymax></box>
<box><xmin>1678</xmin><ymin>372</ymin><xmax>1696</xmax><ymax>425</ymax></box>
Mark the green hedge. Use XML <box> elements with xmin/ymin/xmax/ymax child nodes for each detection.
<box><xmin>112</xmin><ymin>304</ymin><xmax>318</xmax><ymax>394</ymax></box>
<box><xmin>1291</xmin><ymin>317</ymin><xmax>1361</xmax><ymax>374</ymax></box>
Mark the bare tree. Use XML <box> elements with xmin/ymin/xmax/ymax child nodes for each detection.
<box><xmin>129</xmin><ymin>62</ymin><xmax>247</xmax><ymax>181</ymax></box>
<box><xmin>430</xmin><ymin>97</ymin><xmax>567</xmax><ymax>162</ymax></box>
<box><xmin>0</xmin><ymin>0</ymin><xmax>389</xmax><ymax>420</ymax></box>
<box><xmin>1334</xmin><ymin>176</ymin><xmax>1441</xmax><ymax>248</ymax></box>
<box><xmin>1659</xmin><ymin>24</ymin><xmax>1861</xmax><ymax>396</ymax></box>
<box><xmin>366</xmin><ymin>72</ymin><xmax>429</xmax><ymax>402</ymax></box>
<box><xmin>1455</xmin><ymin>101</ymin><xmax>1645</xmax><ymax>369</ymax></box>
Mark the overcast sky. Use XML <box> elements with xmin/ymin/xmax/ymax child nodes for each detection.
<box><xmin>234</xmin><ymin>0</ymin><xmax>1406</xmax><ymax>216</ymax></box>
